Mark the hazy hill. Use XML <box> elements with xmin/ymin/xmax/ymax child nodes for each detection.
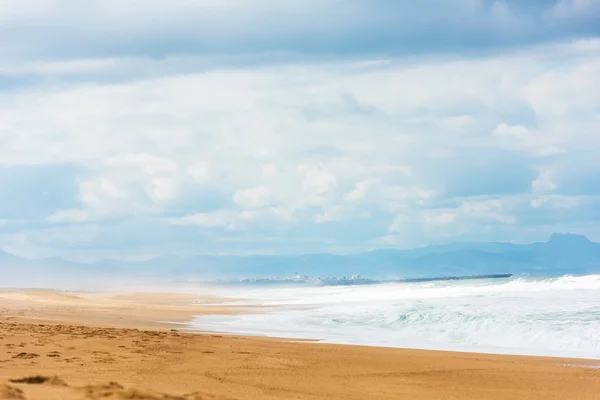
<box><xmin>2</xmin><ymin>233</ymin><xmax>600</xmax><ymax>287</ymax></box>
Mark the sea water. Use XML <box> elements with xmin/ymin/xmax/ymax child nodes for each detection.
<box><xmin>191</xmin><ymin>275</ymin><xmax>600</xmax><ymax>359</ymax></box>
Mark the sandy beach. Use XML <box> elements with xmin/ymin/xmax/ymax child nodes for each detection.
<box><xmin>1</xmin><ymin>290</ymin><xmax>599</xmax><ymax>400</ymax></box>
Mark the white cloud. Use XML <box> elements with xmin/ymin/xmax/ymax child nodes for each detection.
<box><xmin>493</xmin><ymin>123</ymin><xmax>528</xmax><ymax>137</ymax></box>
<box><xmin>261</xmin><ymin>163</ymin><xmax>278</xmax><ymax>178</ymax></box>
<box><xmin>440</xmin><ymin>115</ymin><xmax>477</xmax><ymax>132</ymax></box>
<box><xmin>233</xmin><ymin>185</ymin><xmax>274</xmax><ymax>209</ymax></box>
<box><xmin>524</xmin><ymin>58</ymin><xmax>600</xmax><ymax>118</ymax></box>
<box><xmin>345</xmin><ymin>180</ymin><xmax>371</xmax><ymax>202</ymax></box>
<box><xmin>271</xmin><ymin>206</ymin><xmax>294</xmax><ymax>221</ymax></box>
<box><xmin>312</xmin><ymin>205</ymin><xmax>362</xmax><ymax>224</ymax></box>
<box><xmin>78</xmin><ymin>177</ymin><xmax>124</xmax><ymax>209</ymax></box>
<box><xmin>388</xmin><ymin>214</ymin><xmax>409</xmax><ymax>233</ymax></box>
<box><xmin>1</xmin><ymin>38</ymin><xmax>600</xmax><ymax>257</ymax></box>
<box><xmin>107</xmin><ymin>153</ymin><xmax>177</xmax><ymax>175</ymax></box>
<box><xmin>168</xmin><ymin>211</ymin><xmax>233</xmax><ymax>228</ymax></box>
<box><xmin>530</xmin><ymin>167</ymin><xmax>559</xmax><ymax>208</ymax></box>
<box><xmin>46</xmin><ymin>209</ymin><xmax>89</xmax><ymax>223</ymax></box>
<box><xmin>459</xmin><ymin>199</ymin><xmax>517</xmax><ymax>224</ymax></box>
<box><xmin>166</xmin><ymin>205</ymin><xmax>295</xmax><ymax>231</ymax></box>
<box><xmin>299</xmin><ymin>165</ymin><xmax>337</xmax><ymax>195</ymax></box>
<box><xmin>425</xmin><ymin>212</ymin><xmax>457</xmax><ymax>225</ymax></box>
<box><xmin>145</xmin><ymin>177</ymin><xmax>179</xmax><ymax>202</ymax></box>
<box><xmin>187</xmin><ymin>162</ymin><xmax>210</xmax><ymax>182</ymax></box>
<box><xmin>532</xmin><ymin>169</ymin><xmax>558</xmax><ymax>195</ymax></box>
<box><xmin>76</xmin><ymin>175</ymin><xmax>151</xmax><ymax>218</ymax></box>
<box><xmin>313</xmin><ymin>211</ymin><xmax>334</xmax><ymax>223</ymax></box>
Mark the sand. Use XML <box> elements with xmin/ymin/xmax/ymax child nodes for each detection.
<box><xmin>1</xmin><ymin>290</ymin><xmax>599</xmax><ymax>399</ymax></box>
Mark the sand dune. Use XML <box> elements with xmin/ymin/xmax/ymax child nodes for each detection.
<box><xmin>1</xmin><ymin>290</ymin><xmax>599</xmax><ymax>399</ymax></box>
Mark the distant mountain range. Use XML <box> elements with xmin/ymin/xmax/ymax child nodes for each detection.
<box><xmin>2</xmin><ymin>233</ymin><xmax>600</xmax><ymax>287</ymax></box>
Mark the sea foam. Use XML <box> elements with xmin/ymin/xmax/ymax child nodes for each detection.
<box><xmin>192</xmin><ymin>275</ymin><xmax>600</xmax><ymax>359</ymax></box>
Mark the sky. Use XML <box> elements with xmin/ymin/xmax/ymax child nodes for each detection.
<box><xmin>1</xmin><ymin>0</ymin><xmax>600</xmax><ymax>261</ymax></box>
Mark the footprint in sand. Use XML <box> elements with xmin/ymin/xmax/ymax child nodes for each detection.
<box><xmin>12</xmin><ymin>353</ymin><xmax>39</xmax><ymax>360</ymax></box>
<box><xmin>9</xmin><ymin>375</ymin><xmax>68</xmax><ymax>386</ymax></box>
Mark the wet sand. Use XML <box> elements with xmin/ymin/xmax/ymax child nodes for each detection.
<box><xmin>1</xmin><ymin>290</ymin><xmax>599</xmax><ymax>399</ymax></box>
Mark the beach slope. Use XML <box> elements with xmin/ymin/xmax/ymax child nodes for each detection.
<box><xmin>0</xmin><ymin>290</ymin><xmax>598</xmax><ymax>400</ymax></box>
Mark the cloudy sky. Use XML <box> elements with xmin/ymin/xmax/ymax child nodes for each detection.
<box><xmin>1</xmin><ymin>0</ymin><xmax>600</xmax><ymax>261</ymax></box>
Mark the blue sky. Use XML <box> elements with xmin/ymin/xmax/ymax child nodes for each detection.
<box><xmin>1</xmin><ymin>0</ymin><xmax>600</xmax><ymax>261</ymax></box>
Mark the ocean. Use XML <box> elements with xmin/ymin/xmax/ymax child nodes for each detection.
<box><xmin>192</xmin><ymin>274</ymin><xmax>600</xmax><ymax>359</ymax></box>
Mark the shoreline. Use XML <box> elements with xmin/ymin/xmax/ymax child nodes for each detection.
<box><xmin>1</xmin><ymin>289</ymin><xmax>599</xmax><ymax>399</ymax></box>
<box><xmin>189</xmin><ymin>331</ymin><xmax>600</xmax><ymax>363</ymax></box>
<box><xmin>3</xmin><ymin>288</ymin><xmax>599</xmax><ymax>362</ymax></box>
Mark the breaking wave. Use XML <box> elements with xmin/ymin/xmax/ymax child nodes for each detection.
<box><xmin>193</xmin><ymin>274</ymin><xmax>600</xmax><ymax>359</ymax></box>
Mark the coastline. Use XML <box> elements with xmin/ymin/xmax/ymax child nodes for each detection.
<box><xmin>1</xmin><ymin>289</ymin><xmax>599</xmax><ymax>400</ymax></box>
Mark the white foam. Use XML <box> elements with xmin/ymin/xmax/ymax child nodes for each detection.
<box><xmin>191</xmin><ymin>275</ymin><xmax>600</xmax><ymax>359</ymax></box>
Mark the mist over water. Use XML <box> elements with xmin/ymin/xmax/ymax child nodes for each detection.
<box><xmin>192</xmin><ymin>275</ymin><xmax>600</xmax><ymax>359</ymax></box>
